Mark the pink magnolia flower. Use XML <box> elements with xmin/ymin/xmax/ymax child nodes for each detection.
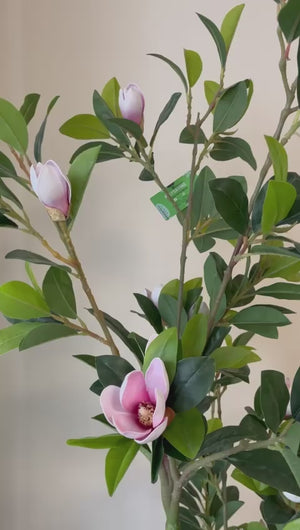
<box><xmin>30</xmin><ymin>160</ymin><xmax>71</xmax><ymax>220</ymax></box>
<box><xmin>100</xmin><ymin>358</ymin><xmax>169</xmax><ymax>444</ymax></box>
<box><xmin>119</xmin><ymin>83</ymin><xmax>145</xmax><ymax>127</ymax></box>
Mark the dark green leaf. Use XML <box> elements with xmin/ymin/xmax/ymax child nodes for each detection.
<box><xmin>105</xmin><ymin>439</ymin><xmax>139</xmax><ymax>495</ymax></box>
<box><xmin>42</xmin><ymin>267</ymin><xmax>76</xmax><ymax>318</ymax></box>
<box><xmin>191</xmin><ymin>166</ymin><xmax>216</xmax><ymax>228</ymax></box>
<box><xmin>256</xmin><ymin>282</ymin><xmax>300</xmax><ymax>300</ymax></box>
<box><xmin>5</xmin><ymin>249</ymin><xmax>71</xmax><ymax>272</ymax></box>
<box><xmin>215</xmin><ymin>501</ymin><xmax>244</xmax><ymax>530</ymax></box>
<box><xmin>133</xmin><ymin>293</ymin><xmax>163</xmax><ymax>334</ymax></box>
<box><xmin>204</xmin><ymin>253</ymin><xmax>227</xmax><ymax>322</ymax></box>
<box><xmin>151</xmin><ymin>437</ymin><xmax>164</xmax><ymax>484</ymax></box>
<box><xmin>96</xmin><ymin>355</ymin><xmax>134</xmax><ymax>389</ymax></box>
<box><xmin>150</xmin><ymin>92</ymin><xmax>182</xmax><ymax>146</ymax></box>
<box><xmin>168</xmin><ymin>356</ymin><xmax>215</xmax><ymax>412</ymax></box>
<box><xmin>179</xmin><ymin>507</ymin><xmax>201</xmax><ymax>529</ymax></box>
<box><xmin>231</xmin><ymin>468</ymin><xmax>277</xmax><ymax>497</ymax></box>
<box><xmin>139</xmin><ymin>168</ymin><xmax>154</xmax><ymax>181</ymax></box>
<box><xmin>0</xmin><ymin>178</ymin><xmax>22</xmax><ymax>208</ymax></box>
<box><xmin>213</xmin><ymin>81</ymin><xmax>248</xmax><ymax>132</ymax></box>
<box><xmin>148</xmin><ymin>53</ymin><xmax>188</xmax><ymax>92</ymax></box>
<box><xmin>179</xmin><ymin>125</ymin><xmax>206</xmax><ymax>145</ymax></box>
<box><xmin>109</xmin><ymin>118</ymin><xmax>145</xmax><ymax>142</ymax></box>
<box><xmin>93</xmin><ymin>90</ymin><xmax>129</xmax><ymax>145</ymax></box>
<box><xmin>69</xmin><ymin>141</ymin><xmax>124</xmax><ymax>164</ymax></box>
<box><xmin>158</xmin><ymin>293</ymin><xmax>187</xmax><ymax>336</ymax></box>
<box><xmin>210</xmin><ymin>137</ymin><xmax>257</xmax><ymax>170</ymax></box>
<box><xmin>203</xmin><ymin>326</ymin><xmax>230</xmax><ymax>356</ymax></box>
<box><xmin>197</xmin><ymin>13</ymin><xmax>227</xmax><ymax>67</ymax></box>
<box><xmin>260</xmin><ymin>370</ymin><xmax>289</xmax><ymax>432</ymax></box>
<box><xmin>164</xmin><ymin>408</ymin><xmax>206</xmax><ymax>458</ymax></box>
<box><xmin>291</xmin><ymin>367</ymin><xmax>300</xmax><ymax>422</ymax></box>
<box><xmin>102</xmin><ymin>311</ymin><xmax>145</xmax><ymax>363</ymax></box>
<box><xmin>239</xmin><ymin>414</ymin><xmax>268</xmax><ymax>441</ymax></box>
<box><xmin>34</xmin><ymin>95</ymin><xmax>59</xmax><ymax>162</ymax></box>
<box><xmin>90</xmin><ymin>380</ymin><xmax>104</xmax><ymax>396</ymax></box>
<box><xmin>0</xmin><ymin>212</ymin><xmax>17</xmax><ymax>228</ymax></box>
<box><xmin>230</xmin><ymin>305</ymin><xmax>290</xmax><ymax>337</ymax></box>
<box><xmin>19</xmin><ymin>93</ymin><xmax>40</xmax><ymax>124</ymax></box>
<box><xmin>19</xmin><ymin>322</ymin><xmax>76</xmax><ymax>350</ymax></box>
<box><xmin>0</xmin><ymin>151</ymin><xmax>17</xmax><ymax>178</ymax></box>
<box><xmin>73</xmin><ymin>354</ymin><xmax>96</xmax><ymax>368</ymax></box>
<box><xmin>278</xmin><ymin>0</ymin><xmax>300</xmax><ymax>42</ymax></box>
<box><xmin>261</xmin><ymin>494</ymin><xmax>295</xmax><ymax>525</ymax></box>
<box><xmin>209</xmin><ymin>177</ymin><xmax>249</xmax><ymax>234</ymax></box>
<box><xmin>59</xmin><ymin>114</ymin><xmax>109</xmax><ymax>140</ymax></box>
<box><xmin>199</xmin><ymin>426</ymin><xmax>243</xmax><ymax>456</ymax></box>
<box><xmin>0</xmin><ymin>98</ymin><xmax>28</xmax><ymax>154</ymax></box>
<box><xmin>67</xmin><ymin>434</ymin><xmax>123</xmax><ymax>449</ymax></box>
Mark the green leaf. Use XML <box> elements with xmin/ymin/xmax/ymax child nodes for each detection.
<box><xmin>260</xmin><ymin>370</ymin><xmax>289</xmax><ymax>432</ymax></box>
<box><xmin>262</xmin><ymin>181</ymin><xmax>296</xmax><ymax>234</ymax></box>
<box><xmin>148</xmin><ymin>53</ymin><xmax>188</xmax><ymax>92</ymax></box>
<box><xmin>256</xmin><ymin>282</ymin><xmax>300</xmax><ymax>300</ymax></box>
<box><xmin>0</xmin><ymin>213</ymin><xmax>17</xmax><ymax>228</ymax></box>
<box><xmin>207</xmin><ymin>418</ymin><xmax>223</xmax><ymax>434</ymax></box>
<box><xmin>19</xmin><ymin>93</ymin><xmax>40</xmax><ymax>125</ymax></box>
<box><xmin>151</xmin><ymin>437</ymin><xmax>164</xmax><ymax>484</ymax></box>
<box><xmin>210</xmin><ymin>137</ymin><xmax>257</xmax><ymax>170</ymax></box>
<box><xmin>105</xmin><ymin>438</ymin><xmax>139</xmax><ymax>496</ymax></box>
<box><xmin>0</xmin><ymin>178</ymin><xmax>23</xmax><ymax>208</ymax></box>
<box><xmin>204</xmin><ymin>80</ymin><xmax>220</xmax><ymax>106</ymax></box>
<box><xmin>158</xmin><ymin>293</ymin><xmax>187</xmax><ymax>336</ymax></box>
<box><xmin>168</xmin><ymin>356</ymin><xmax>215</xmax><ymax>412</ymax></box>
<box><xmin>73</xmin><ymin>354</ymin><xmax>96</xmax><ymax>368</ymax></box>
<box><xmin>101</xmin><ymin>77</ymin><xmax>121</xmax><ymax>117</ymax></box>
<box><xmin>215</xmin><ymin>500</ymin><xmax>244</xmax><ymax>530</ymax></box>
<box><xmin>231</xmin><ymin>468</ymin><xmax>277</xmax><ymax>497</ymax></box>
<box><xmin>96</xmin><ymin>355</ymin><xmax>134</xmax><ymax>389</ymax></box>
<box><xmin>209</xmin><ymin>177</ymin><xmax>249</xmax><ymax>235</ymax></box>
<box><xmin>0</xmin><ymin>98</ymin><xmax>28</xmax><ymax>154</ymax></box>
<box><xmin>0</xmin><ymin>322</ymin><xmax>40</xmax><ymax>354</ymax></box>
<box><xmin>181</xmin><ymin>313</ymin><xmax>207</xmax><ymax>358</ymax></box>
<box><xmin>103</xmin><ymin>311</ymin><xmax>146</xmax><ymax>363</ymax></box>
<box><xmin>265</xmin><ymin>136</ymin><xmax>288</xmax><ymax>182</ymax></box>
<box><xmin>59</xmin><ymin>114</ymin><xmax>110</xmax><ymax>140</ymax></box>
<box><xmin>5</xmin><ymin>249</ymin><xmax>71</xmax><ymax>272</ymax></box>
<box><xmin>221</xmin><ymin>4</ymin><xmax>245</xmax><ymax>51</ymax></box>
<box><xmin>210</xmin><ymin>346</ymin><xmax>260</xmax><ymax>370</ymax></box>
<box><xmin>184</xmin><ymin>50</ymin><xmax>202</xmax><ymax>88</ymax></box>
<box><xmin>93</xmin><ymin>90</ymin><xmax>129</xmax><ymax>145</ymax></box>
<box><xmin>67</xmin><ymin>145</ymin><xmax>100</xmax><ymax>227</ymax></box>
<box><xmin>284</xmin><ymin>520</ymin><xmax>300</xmax><ymax>529</ymax></box>
<box><xmin>143</xmin><ymin>328</ymin><xmax>178</xmax><ymax>383</ymax></box>
<box><xmin>164</xmin><ymin>408</ymin><xmax>205</xmax><ymax>459</ymax></box>
<box><xmin>19</xmin><ymin>323</ymin><xmax>77</xmax><ymax>350</ymax></box>
<box><xmin>133</xmin><ymin>293</ymin><xmax>163</xmax><ymax>334</ymax></box>
<box><xmin>199</xmin><ymin>426</ymin><xmax>243</xmax><ymax>456</ymax></box>
<box><xmin>0</xmin><ymin>151</ymin><xmax>17</xmax><ymax>178</ymax></box>
<box><xmin>109</xmin><ymin>118</ymin><xmax>144</xmax><ymax>142</ymax></box>
<box><xmin>150</xmin><ymin>92</ymin><xmax>182</xmax><ymax>146</ymax></box>
<box><xmin>213</xmin><ymin>81</ymin><xmax>248</xmax><ymax>132</ymax></box>
<box><xmin>239</xmin><ymin>414</ymin><xmax>268</xmax><ymax>441</ymax></box>
<box><xmin>42</xmin><ymin>267</ymin><xmax>77</xmax><ymax>318</ymax></box>
<box><xmin>291</xmin><ymin>367</ymin><xmax>300</xmax><ymax>422</ymax></box>
<box><xmin>204</xmin><ymin>253</ymin><xmax>227</xmax><ymax>322</ymax></box>
<box><xmin>278</xmin><ymin>0</ymin><xmax>300</xmax><ymax>42</ymax></box>
<box><xmin>0</xmin><ymin>281</ymin><xmax>50</xmax><ymax>319</ymax></box>
<box><xmin>230</xmin><ymin>305</ymin><xmax>290</xmax><ymax>337</ymax></box>
<box><xmin>191</xmin><ymin>166</ymin><xmax>217</xmax><ymax>228</ymax></box>
<box><xmin>197</xmin><ymin>13</ymin><xmax>227</xmax><ymax>67</ymax></box>
<box><xmin>69</xmin><ymin>141</ymin><xmax>124</xmax><ymax>164</ymax></box>
<box><xmin>281</xmin><ymin>447</ymin><xmax>300</xmax><ymax>489</ymax></box>
<box><xmin>229</xmin><ymin>449</ymin><xmax>300</xmax><ymax>495</ymax></box>
<box><xmin>179</xmin><ymin>125</ymin><xmax>206</xmax><ymax>145</ymax></box>
<box><xmin>67</xmin><ymin>434</ymin><xmax>123</xmax><ymax>449</ymax></box>
<box><xmin>34</xmin><ymin>95</ymin><xmax>59</xmax><ymax>162</ymax></box>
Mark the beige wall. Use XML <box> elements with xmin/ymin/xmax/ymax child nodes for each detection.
<box><xmin>0</xmin><ymin>0</ymin><xmax>299</xmax><ymax>528</ymax></box>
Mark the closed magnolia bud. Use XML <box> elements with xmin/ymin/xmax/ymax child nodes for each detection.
<box><xmin>119</xmin><ymin>83</ymin><xmax>145</xmax><ymax>127</ymax></box>
<box><xmin>283</xmin><ymin>491</ymin><xmax>300</xmax><ymax>504</ymax></box>
<box><xmin>30</xmin><ymin>160</ymin><xmax>71</xmax><ymax>221</ymax></box>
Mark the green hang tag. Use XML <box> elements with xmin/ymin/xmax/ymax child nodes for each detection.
<box><xmin>150</xmin><ymin>172</ymin><xmax>190</xmax><ymax>220</ymax></box>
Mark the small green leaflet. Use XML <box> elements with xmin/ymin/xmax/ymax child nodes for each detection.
<box><xmin>105</xmin><ymin>439</ymin><xmax>140</xmax><ymax>496</ymax></box>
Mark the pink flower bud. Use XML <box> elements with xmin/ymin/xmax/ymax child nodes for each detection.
<box><xmin>119</xmin><ymin>83</ymin><xmax>145</xmax><ymax>127</ymax></box>
<box><xmin>30</xmin><ymin>160</ymin><xmax>71</xmax><ymax>221</ymax></box>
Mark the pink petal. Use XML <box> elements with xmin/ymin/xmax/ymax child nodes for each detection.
<box><xmin>113</xmin><ymin>410</ymin><xmax>151</xmax><ymax>439</ymax></box>
<box><xmin>135</xmin><ymin>418</ymin><xmax>168</xmax><ymax>445</ymax></box>
<box><xmin>99</xmin><ymin>385</ymin><xmax>123</xmax><ymax>425</ymax></box>
<box><xmin>152</xmin><ymin>389</ymin><xmax>166</xmax><ymax>428</ymax></box>
<box><xmin>120</xmin><ymin>370</ymin><xmax>150</xmax><ymax>412</ymax></box>
<box><xmin>145</xmin><ymin>358</ymin><xmax>169</xmax><ymax>402</ymax></box>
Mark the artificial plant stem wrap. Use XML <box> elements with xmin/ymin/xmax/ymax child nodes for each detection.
<box><xmin>57</xmin><ymin>221</ymin><xmax>119</xmax><ymax>356</ymax></box>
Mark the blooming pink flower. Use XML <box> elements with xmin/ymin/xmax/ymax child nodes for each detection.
<box><xmin>30</xmin><ymin>160</ymin><xmax>71</xmax><ymax>220</ymax></box>
<box><xmin>119</xmin><ymin>83</ymin><xmax>145</xmax><ymax>127</ymax></box>
<box><xmin>100</xmin><ymin>358</ymin><xmax>169</xmax><ymax>444</ymax></box>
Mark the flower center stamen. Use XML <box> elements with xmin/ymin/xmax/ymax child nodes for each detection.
<box><xmin>137</xmin><ymin>402</ymin><xmax>155</xmax><ymax>427</ymax></box>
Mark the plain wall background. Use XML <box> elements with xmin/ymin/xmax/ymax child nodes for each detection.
<box><xmin>0</xmin><ymin>0</ymin><xmax>299</xmax><ymax>528</ymax></box>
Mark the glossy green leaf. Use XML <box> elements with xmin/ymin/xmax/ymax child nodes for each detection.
<box><xmin>179</xmin><ymin>125</ymin><xmax>206</xmax><ymax>145</ymax></box>
<box><xmin>261</xmin><ymin>181</ymin><xmax>296</xmax><ymax>234</ymax></box>
<box><xmin>69</xmin><ymin>141</ymin><xmax>124</xmax><ymax>164</ymax></box>
<box><xmin>0</xmin><ymin>281</ymin><xmax>50</xmax><ymax>319</ymax></box>
<box><xmin>281</xmin><ymin>447</ymin><xmax>300</xmax><ymax>489</ymax></box>
<box><xmin>0</xmin><ymin>98</ymin><xmax>28</xmax><ymax>154</ymax></box>
<box><xmin>284</xmin><ymin>520</ymin><xmax>300</xmax><ymax>530</ymax></box>
<box><xmin>158</xmin><ymin>293</ymin><xmax>187</xmax><ymax>336</ymax></box>
<box><xmin>150</xmin><ymin>92</ymin><xmax>182</xmax><ymax>146</ymax></box>
<box><xmin>197</xmin><ymin>13</ymin><xmax>227</xmax><ymax>67</ymax></box>
<box><xmin>199</xmin><ymin>426</ymin><xmax>243</xmax><ymax>456</ymax></box>
<box><xmin>109</xmin><ymin>118</ymin><xmax>144</xmax><ymax>142</ymax></box>
<box><xmin>265</xmin><ymin>136</ymin><xmax>288</xmax><ymax>182</ymax></box>
<box><xmin>184</xmin><ymin>50</ymin><xmax>202</xmax><ymax>87</ymax></box>
<box><xmin>5</xmin><ymin>249</ymin><xmax>71</xmax><ymax>272</ymax></box>
<box><xmin>73</xmin><ymin>354</ymin><xmax>96</xmax><ymax>368</ymax></box>
<box><xmin>59</xmin><ymin>114</ymin><xmax>110</xmax><ymax>140</ymax></box>
<box><xmin>0</xmin><ymin>213</ymin><xmax>17</xmax><ymax>228</ymax></box>
<box><xmin>151</xmin><ymin>437</ymin><xmax>164</xmax><ymax>484</ymax></box>
<box><xmin>181</xmin><ymin>314</ymin><xmax>207</xmax><ymax>358</ymax></box>
<box><xmin>192</xmin><ymin>166</ymin><xmax>217</xmax><ymax>228</ymax></box>
<box><xmin>278</xmin><ymin>0</ymin><xmax>300</xmax><ymax>42</ymax></box>
<box><xmin>256</xmin><ymin>282</ymin><xmax>300</xmax><ymax>300</ymax></box>
<box><xmin>231</xmin><ymin>305</ymin><xmax>290</xmax><ymax>337</ymax></box>
<box><xmin>67</xmin><ymin>145</ymin><xmax>100</xmax><ymax>227</ymax></box>
<box><xmin>168</xmin><ymin>356</ymin><xmax>215</xmax><ymax>412</ymax></box>
<box><xmin>103</xmin><ymin>311</ymin><xmax>146</xmax><ymax>363</ymax></box>
<box><xmin>291</xmin><ymin>367</ymin><xmax>300</xmax><ymax>422</ymax></box>
<box><xmin>204</xmin><ymin>253</ymin><xmax>227</xmax><ymax>322</ymax></box>
<box><xmin>231</xmin><ymin>468</ymin><xmax>277</xmax><ymax>497</ymax></box>
<box><xmin>34</xmin><ymin>95</ymin><xmax>59</xmax><ymax>162</ymax></box>
<box><xmin>19</xmin><ymin>93</ymin><xmax>40</xmax><ymax>125</ymax></box>
<box><xmin>101</xmin><ymin>77</ymin><xmax>121</xmax><ymax>117</ymax></box>
<box><xmin>0</xmin><ymin>322</ymin><xmax>40</xmax><ymax>354</ymax></box>
<box><xmin>260</xmin><ymin>370</ymin><xmax>289</xmax><ymax>432</ymax></box>
<box><xmin>67</xmin><ymin>434</ymin><xmax>123</xmax><ymax>449</ymax></box>
<box><xmin>96</xmin><ymin>355</ymin><xmax>134</xmax><ymax>389</ymax></box>
<box><xmin>0</xmin><ymin>151</ymin><xmax>17</xmax><ymax>178</ymax></box>
<box><xmin>239</xmin><ymin>414</ymin><xmax>268</xmax><ymax>441</ymax></box>
<box><xmin>42</xmin><ymin>267</ymin><xmax>76</xmax><ymax>318</ymax></box>
<box><xmin>148</xmin><ymin>53</ymin><xmax>188</xmax><ymax>92</ymax></box>
<box><xmin>164</xmin><ymin>408</ymin><xmax>205</xmax><ymax>458</ymax></box>
<box><xmin>179</xmin><ymin>507</ymin><xmax>201</xmax><ymax>529</ymax></box>
<box><xmin>93</xmin><ymin>90</ymin><xmax>129</xmax><ymax>145</ymax></box>
<box><xmin>105</xmin><ymin>439</ymin><xmax>139</xmax><ymax>496</ymax></box>
<box><xmin>204</xmin><ymin>80</ymin><xmax>220</xmax><ymax>106</ymax></box>
<box><xmin>215</xmin><ymin>500</ymin><xmax>244</xmax><ymax>530</ymax></box>
<box><xmin>207</xmin><ymin>418</ymin><xmax>223</xmax><ymax>433</ymax></box>
<box><xmin>221</xmin><ymin>4</ymin><xmax>245</xmax><ymax>51</ymax></box>
<box><xmin>143</xmin><ymin>327</ymin><xmax>178</xmax><ymax>383</ymax></box>
<box><xmin>210</xmin><ymin>346</ymin><xmax>260</xmax><ymax>370</ymax></box>
<box><xmin>19</xmin><ymin>323</ymin><xmax>77</xmax><ymax>350</ymax></box>
<box><xmin>209</xmin><ymin>177</ymin><xmax>249</xmax><ymax>234</ymax></box>
<box><xmin>213</xmin><ymin>81</ymin><xmax>248</xmax><ymax>132</ymax></box>
<box><xmin>133</xmin><ymin>293</ymin><xmax>163</xmax><ymax>334</ymax></box>
<box><xmin>210</xmin><ymin>137</ymin><xmax>257</xmax><ymax>170</ymax></box>
<box><xmin>0</xmin><ymin>178</ymin><xmax>22</xmax><ymax>208</ymax></box>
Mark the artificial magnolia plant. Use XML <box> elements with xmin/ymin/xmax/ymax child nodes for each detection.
<box><xmin>0</xmin><ymin>1</ymin><xmax>300</xmax><ymax>529</ymax></box>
